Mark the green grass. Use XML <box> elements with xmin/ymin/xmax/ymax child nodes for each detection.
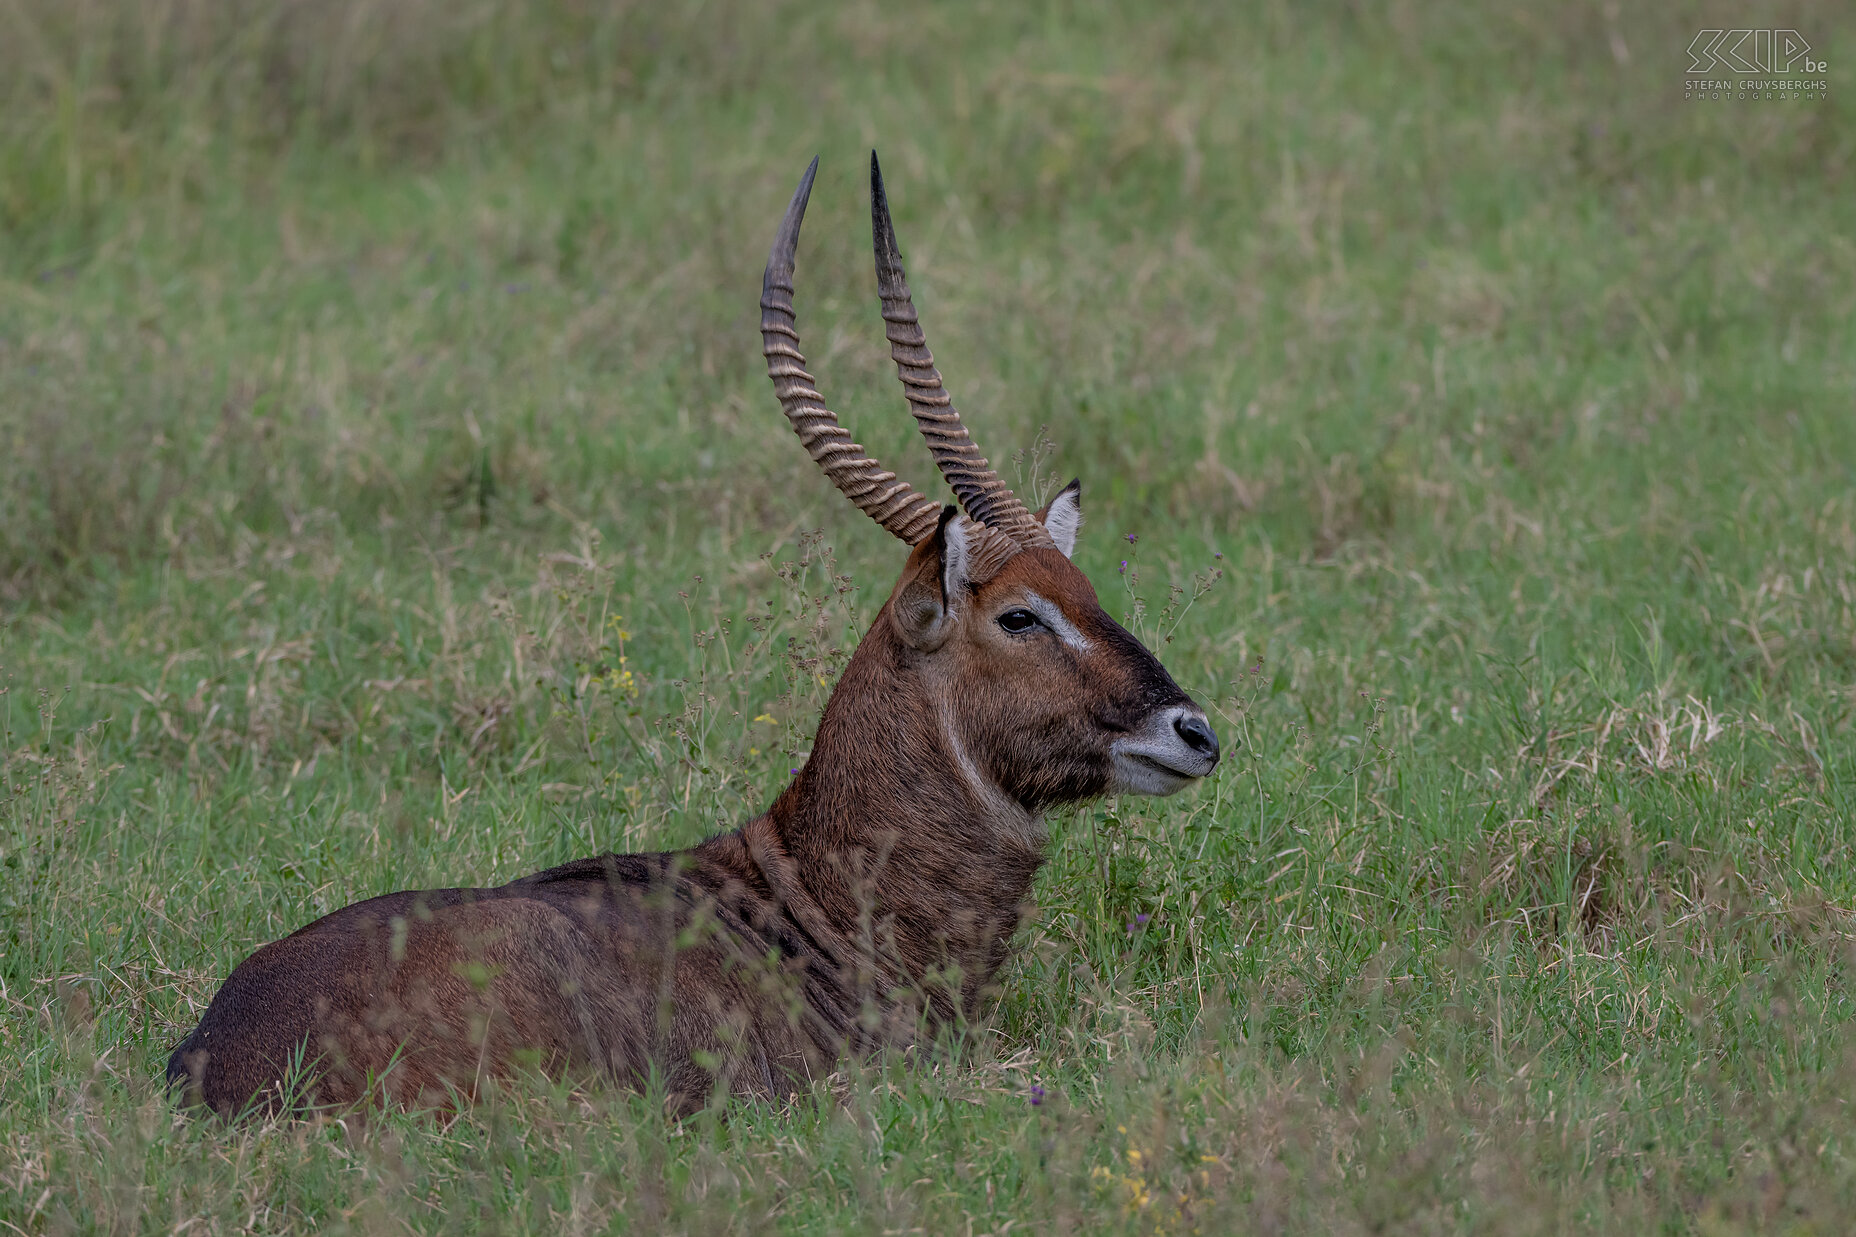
<box><xmin>2</xmin><ymin>0</ymin><xmax>1854</xmax><ymax>1231</ymax></box>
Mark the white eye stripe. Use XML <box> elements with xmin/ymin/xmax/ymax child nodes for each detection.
<box><xmin>1019</xmin><ymin>592</ymin><xmax>1091</xmax><ymax>651</ymax></box>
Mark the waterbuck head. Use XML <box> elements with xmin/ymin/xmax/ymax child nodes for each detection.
<box><xmin>761</xmin><ymin>155</ymin><xmax>1220</xmax><ymax>822</ymax></box>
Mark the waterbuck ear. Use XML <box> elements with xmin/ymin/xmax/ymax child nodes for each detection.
<box><xmin>940</xmin><ymin>511</ymin><xmax>977</xmax><ymax>598</ymax></box>
<box><xmin>891</xmin><ymin>506</ymin><xmax>970</xmax><ymax>651</ymax></box>
<box><xmin>1034</xmin><ymin>478</ymin><xmax>1083</xmax><ymax>558</ymax></box>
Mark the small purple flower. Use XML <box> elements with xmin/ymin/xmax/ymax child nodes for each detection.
<box><xmin>1126</xmin><ymin>913</ymin><xmax>1150</xmax><ymax>934</ymax></box>
<box><xmin>790</xmin><ymin>768</ymin><xmax>801</xmax><ymax>775</ymax></box>
<box><xmin>1028</xmin><ymin>1084</ymin><xmax>1046</xmax><ymax>1106</ymax></box>
<box><xmin>1214</xmin><ymin>551</ymin><xmax>1223</xmax><ymax>559</ymax></box>
<box><xmin>1125</xmin><ymin>533</ymin><xmax>1138</xmax><ymax>544</ymax></box>
<box><xmin>1119</xmin><ymin>560</ymin><xmax>1128</xmax><ymax>574</ymax></box>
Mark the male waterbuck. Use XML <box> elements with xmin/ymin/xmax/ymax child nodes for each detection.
<box><xmin>167</xmin><ymin>155</ymin><xmax>1221</xmax><ymax>1116</ymax></box>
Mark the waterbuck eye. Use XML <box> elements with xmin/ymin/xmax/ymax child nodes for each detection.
<box><xmin>997</xmin><ymin>608</ymin><xmax>1039</xmax><ymax>635</ymax></box>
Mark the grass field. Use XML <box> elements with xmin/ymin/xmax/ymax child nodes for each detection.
<box><xmin>2</xmin><ymin>0</ymin><xmax>1853</xmax><ymax>1231</ymax></box>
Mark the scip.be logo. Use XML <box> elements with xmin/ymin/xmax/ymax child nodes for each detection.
<box><xmin>1686</xmin><ymin>30</ymin><xmax>1824</xmax><ymax>75</ymax></box>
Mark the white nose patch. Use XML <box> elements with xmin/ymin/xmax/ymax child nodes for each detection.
<box><xmin>1108</xmin><ymin>706</ymin><xmax>1219</xmax><ymax>796</ymax></box>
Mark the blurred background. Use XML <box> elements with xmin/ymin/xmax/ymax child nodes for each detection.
<box><xmin>1</xmin><ymin>0</ymin><xmax>1844</xmax><ymax>594</ymax></box>
<box><xmin>3</xmin><ymin>2</ymin><xmax>1854</xmax><ymax>1230</ymax></box>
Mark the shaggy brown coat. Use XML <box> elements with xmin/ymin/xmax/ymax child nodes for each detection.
<box><xmin>167</xmin><ymin>518</ymin><xmax>1212</xmax><ymax>1115</ymax></box>
<box><xmin>166</xmin><ymin>156</ymin><xmax>1220</xmax><ymax>1117</ymax></box>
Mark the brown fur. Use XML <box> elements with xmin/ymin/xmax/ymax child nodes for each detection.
<box><xmin>169</xmin><ymin>158</ymin><xmax>1219</xmax><ymax>1116</ymax></box>
<box><xmin>166</xmin><ymin>512</ymin><xmax>1213</xmax><ymax>1117</ymax></box>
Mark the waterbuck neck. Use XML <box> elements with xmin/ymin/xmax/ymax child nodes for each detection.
<box><xmin>763</xmin><ymin>614</ymin><xmax>1045</xmax><ymax>1004</ymax></box>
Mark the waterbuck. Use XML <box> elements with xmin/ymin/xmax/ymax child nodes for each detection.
<box><xmin>166</xmin><ymin>155</ymin><xmax>1221</xmax><ymax>1116</ymax></box>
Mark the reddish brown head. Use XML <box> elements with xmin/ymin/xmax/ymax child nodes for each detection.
<box><xmin>882</xmin><ymin>493</ymin><xmax>1220</xmax><ymax>810</ymax></box>
<box><xmin>761</xmin><ymin>155</ymin><xmax>1219</xmax><ymax>823</ymax></box>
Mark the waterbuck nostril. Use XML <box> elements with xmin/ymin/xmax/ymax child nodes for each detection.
<box><xmin>1174</xmin><ymin>712</ymin><xmax>1219</xmax><ymax>759</ymax></box>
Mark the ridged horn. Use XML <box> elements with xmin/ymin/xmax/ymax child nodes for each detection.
<box><xmin>761</xmin><ymin>157</ymin><xmax>944</xmax><ymax>545</ymax></box>
<box><xmin>869</xmin><ymin>152</ymin><xmax>1054</xmax><ymax>549</ymax></box>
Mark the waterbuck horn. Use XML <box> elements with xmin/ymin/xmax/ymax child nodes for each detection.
<box><xmin>761</xmin><ymin>157</ymin><xmax>945</xmax><ymax>544</ymax></box>
<box><xmin>869</xmin><ymin>152</ymin><xmax>1055</xmax><ymax>550</ymax></box>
